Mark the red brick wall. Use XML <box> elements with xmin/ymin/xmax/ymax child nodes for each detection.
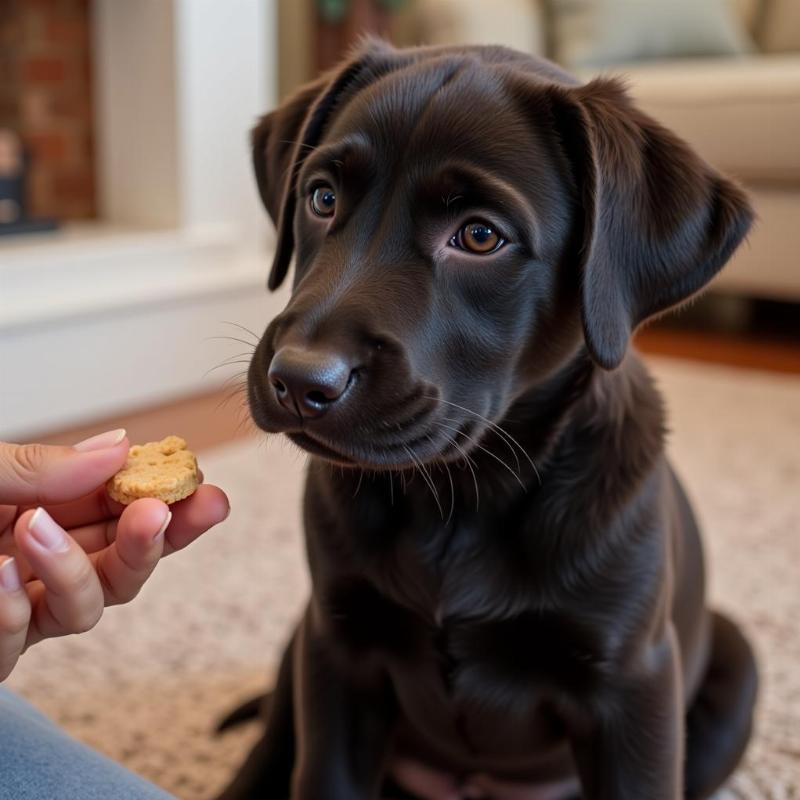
<box><xmin>0</xmin><ymin>0</ymin><xmax>95</xmax><ymax>220</ymax></box>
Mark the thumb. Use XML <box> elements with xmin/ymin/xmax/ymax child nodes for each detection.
<box><xmin>0</xmin><ymin>429</ymin><xmax>129</xmax><ymax>506</ymax></box>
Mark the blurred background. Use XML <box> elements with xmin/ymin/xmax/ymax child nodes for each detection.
<box><xmin>0</xmin><ymin>0</ymin><xmax>798</xmax><ymax>445</ymax></box>
<box><xmin>1</xmin><ymin>3</ymin><xmax>799</xmax><ymax>799</ymax></box>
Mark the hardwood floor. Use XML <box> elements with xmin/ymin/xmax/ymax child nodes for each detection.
<box><xmin>31</xmin><ymin>389</ymin><xmax>256</xmax><ymax>453</ymax></box>
<box><xmin>635</xmin><ymin>294</ymin><xmax>800</xmax><ymax>374</ymax></box>
<box><xmin>25</xmin><ymin>295</ymin><xmax>800</xmax><ymax>451</ymax></box>
<box><xmin>634</xmin><ymin>328</ymin><xmax>800</xmax><ymax>374</ymax></box>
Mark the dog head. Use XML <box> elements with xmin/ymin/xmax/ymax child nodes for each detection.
<box><xmin>246</xmin><ymin>40</ymin><xmax>752</xmax><ymax>469</ymax></box>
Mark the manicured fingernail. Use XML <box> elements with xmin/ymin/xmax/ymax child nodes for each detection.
<box><xmin>153</xmin><ymin>510</ymin><xmax>172</xmax><ymax>542</ymax></box>
<box><xmin>73</xmin><ymin>428</ymin><xmax>127</xmax><ymax>452</ymax></box>
<box><xmin>0</xmin><ymin>557</ymin><xmax>22</xmax><ymax>592</ymax></box>
<box><xmin>28</xmin><ymin>508</ymin><xmax>69</xmax><ymax>552</ymax></box>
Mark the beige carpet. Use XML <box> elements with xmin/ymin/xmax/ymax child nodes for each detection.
<box><xmin>6</xmin><ymin>357</ymin><xmax>800</xmax><ymax>799</ymax></box>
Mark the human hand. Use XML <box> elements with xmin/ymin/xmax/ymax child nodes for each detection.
<box><xmin>0</xmin><ymin>429</ymin><xmax>229</xmax><ymax>680</ymax></box>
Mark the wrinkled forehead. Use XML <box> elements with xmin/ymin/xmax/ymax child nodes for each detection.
<box><xmin>324</xmin><ymin>57</ymin><xmax>537</xmax><ymax>172</ymax></box>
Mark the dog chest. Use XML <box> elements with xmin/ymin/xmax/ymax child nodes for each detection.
<box><xmin>322</xmin><ymin>574</ymin><xmax>609</xmax><ymax>710</ymax></box>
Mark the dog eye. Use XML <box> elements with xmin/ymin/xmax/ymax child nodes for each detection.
<box><xmin>310</xmin><ymin>186</ymin><xmax>336</xmax><ymax>217</ymax></box>
<box><xmin>450</xmin><ymin>221</ymin><xmax>504</xmax><ymax>254</ymax></box>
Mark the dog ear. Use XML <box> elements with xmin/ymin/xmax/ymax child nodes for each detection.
<box><xmin>547</xmin><ymin>78</ymin><xmax>753</xmax><ymax>369</ymax></box>
<box><xmin>251</xmin><ymin>77</ymin><xmax>329</xmax><ymax>228</ymax></box>
<box><xmin>252</xmin><ymin>38</ymin><xmax>395</xmax><ymax>291</ymax></box>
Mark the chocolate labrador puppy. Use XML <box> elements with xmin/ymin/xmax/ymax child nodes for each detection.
<box><xmin>217</xmin><ymin>40</ymin><xmax>758</xmax><ymax>800</ymax></box>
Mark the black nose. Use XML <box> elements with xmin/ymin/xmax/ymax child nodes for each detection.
<box><xmin>268</xmin><ymin>346</ymin><xmax>354</xmax><ymax>419</ymax></box>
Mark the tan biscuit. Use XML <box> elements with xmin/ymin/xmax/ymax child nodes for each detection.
<box><xmin>107</xmin><ymin>435</ymin><xmax>199</xmax><ymax>505</ymax></box>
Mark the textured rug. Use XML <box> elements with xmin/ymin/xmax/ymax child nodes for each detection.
<box><xmin>6</xmin><ymin>357</ymin><xmax>800</xmax><ymax>799</ymax></box>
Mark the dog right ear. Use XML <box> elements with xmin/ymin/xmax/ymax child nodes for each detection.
<box><xmin>544</xmin><ymin>78</ymin><xmax>753</xmax><ymax>370</ymax></box>
<box><xmin>251</xmin><ymin>39</ymin><xmax>396</xmax><ymax>291</ymax></box>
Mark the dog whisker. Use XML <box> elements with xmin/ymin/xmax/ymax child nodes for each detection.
<box><xmin>204</xmin><ymin>359</ymin><xmax>254</xmax><ymax>378</ymax></box>
<box><xmin>214</xmin><ymin>389</ymin><xmax>247</xmax><ymax>416</ymax></box>
<box><xmin>234</xmin><ymin>401</ymin><xmax>258</xmax><ymax>436</ymax></box>
<box><xmin>427</xmin><ymin>433</ymin><xmax>455</xmax><ymax>525</ymax></box>
<box><xmin>207</xmin><ymin>353</ymin><xmax>255</xmax><ymax>371</ymax></box>
<box><xmin>217</xmin><ymin>377</ymin><xmax>249</xmax><ymax>403</ymax></box>
<box><xmin>427</xmin><ymin>396</ymin><xmax>541</xmax><ymax>485</ymax></box>
<box><xmin>215</xmin><ymin>375</ymin><xmax>246</xmax><ymax>402</ymax></box>
<box><xmin>205</xmin><ymin>335</ymin><xmax>259</xmax><ymax>350</ymax></box>
<box><xmin>220</xmin><ymin>320</ymin><xmax>261</xmax><ymax>342</ymax></box>
<box><xmin>434</xmin><ymin>423</ymin><xmax>480</xmax><ymax>471</ymax></box>
<box><xmin>421</xmin><ymin>459</ymin><xmax>445</xmax><ymax>518</ymax></box>
<box><xmin>444</xmin><ymin>461</ymin><xmax>455</xmax><ymax>523</ymax></box>
<box><xmin>353</xmin><ymin>469</ymin><xmax>365</xmax><ymax>499</ymax></box>
<box><xmin>418</xmin><ymin>457</ymin><xmax>444</xmax><ymax>520</ymax></box>
<box><xmin>436</xmin><ymin>421</ymin><xmax>525</xmax><ymax>493</ymax></box>
<box><xmin>219</xmin><ymin>369</ymin><xmax>250</xmax><ymax>385</ymax></box>
<box><xmin>439</xmin><ymin>409</ymin><xmax>522</xmax><ymax>475</ymax></box>
<box><xmin>435</xmin><ymin>428</ymin><xmax>480</xmax><ymax>512</ymax></box>
<box><xmin>403</xmin><ymin>444</ymin><xmax>444</xmax><ymax>519</ymax></box>
<box><xmin>216</xmin><ymin>379</ymin><xmax>248</xmax><ymax>413</ymax></box>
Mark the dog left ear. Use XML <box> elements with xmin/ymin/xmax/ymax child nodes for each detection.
<box><xmin>251</xmin><ymin>38</ymin><xmax>397</xmax><ymax>291</ymax></box>
<box><xmin>548</xmin><ymin>78</ymin><xmax>753</xmax><ymax>369</ymax></box>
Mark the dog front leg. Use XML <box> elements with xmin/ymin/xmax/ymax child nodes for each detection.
<box><xmin>292</xmin><ymin>608</ymin><xmax>395</xmax><ymax>800</ymax></box>
<box><xmin>569</xmin><ymin>629</ymin><xmax>684</xmax><ymax>800</ymax></box>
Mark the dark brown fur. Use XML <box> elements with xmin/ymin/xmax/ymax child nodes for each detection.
<box><xmin>217</xmin><ymin>40</ymin><xmax>758</xmax><ymax>800</ymax></box>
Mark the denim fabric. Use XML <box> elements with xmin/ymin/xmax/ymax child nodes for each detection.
<box><xmin>0</xmin><ymin>687</ymin><xmax>173</xmax><ymax>800</ymax></box>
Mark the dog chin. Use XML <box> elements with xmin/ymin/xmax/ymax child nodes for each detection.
<box><xmin>286</xmin><ymin>432</ymin><xmax>358</xmax><ymax>466</ymax></box>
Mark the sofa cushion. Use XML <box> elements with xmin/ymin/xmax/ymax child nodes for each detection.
<box><xmin>549</xmin><ymin>0</ymin><xmax>755</xmax><ymax>69</ymax></box>
<box><xmin>606</xmin><ymin>56</ymin><xmax>800</xmax><ymax>184</ymax></box>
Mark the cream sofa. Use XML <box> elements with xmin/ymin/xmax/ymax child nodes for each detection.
<box><xmin>397</xmin><ymin>0</ymin><xmax>800</xmax><ymax>300</ymax></box>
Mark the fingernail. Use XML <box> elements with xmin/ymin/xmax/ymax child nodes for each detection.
<box><xmin>153</xmin><ymin>510</ymin><xmax>172</xmax><ymax>542</ymax></box>
<box><xmin>73</xmin><ymin>428</ymin><xmax>127</xmax><ymax>452</ymax></box>
<box><xmin>0</xmin><ymin>557</ymin><xmax>22</xmax><ymax>592</ymax></box>
<box><xmin>28</xmin><ymin>508</ymin><xmax>69</xmax><ymax>553</ymax></box>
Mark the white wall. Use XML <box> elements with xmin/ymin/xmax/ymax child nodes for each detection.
<box><xmin>93</xmin><ymin>0</ymin><xmax>180</xmax><ymax>228</ymax></box>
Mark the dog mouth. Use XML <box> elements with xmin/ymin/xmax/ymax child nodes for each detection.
<box><xmin>283</xmin><ymin>414</ymin><xmax>479</xmax><ymax>471</ymax></box>
<box><xmin>251</xmin><ymin>377</ymin><xmax>485</xmax><ymax>470</ymax></box>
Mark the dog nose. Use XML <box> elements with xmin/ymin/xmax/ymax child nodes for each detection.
<box><xmin>268</xmin><ymin>346</ymin><xmax>353</xmax><ymax>419</ymax></box>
